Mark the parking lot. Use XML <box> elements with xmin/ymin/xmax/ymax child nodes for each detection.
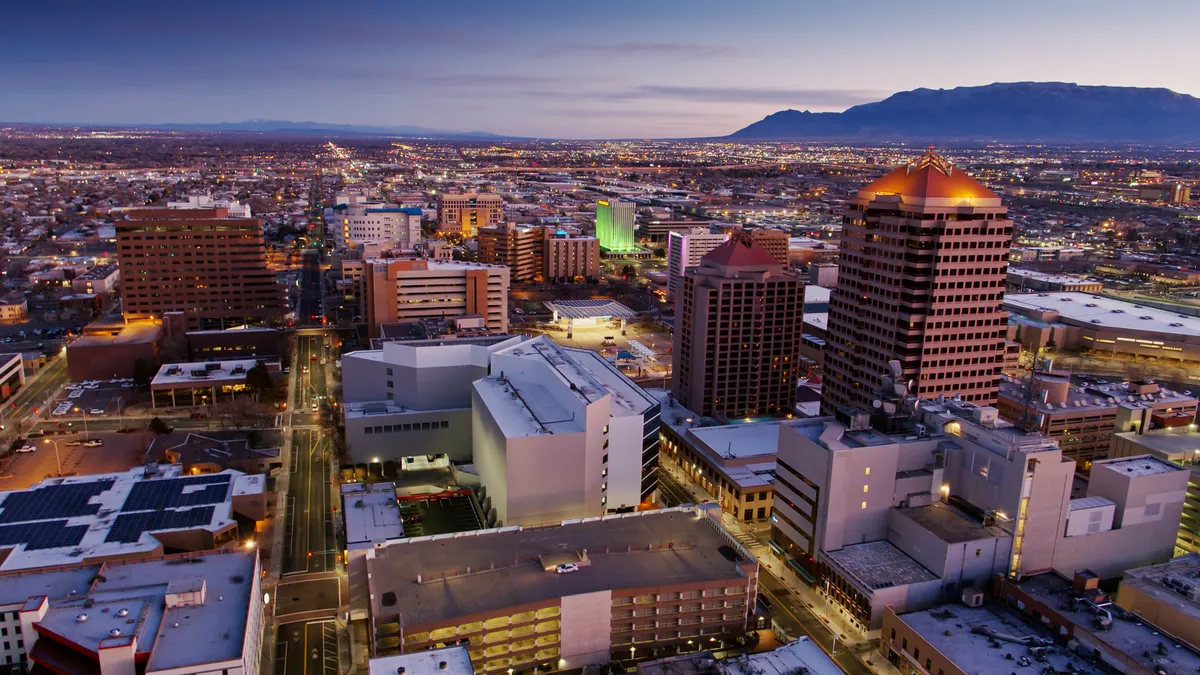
<box><xmin>0</xmin><ymin>431</ymin><xmax>151</xmax><ymax>489</ymax></box>
<box><xmin>52</xmin><ymin>379</ymin><xmax>133</xmax><ymax>417</ymax></box>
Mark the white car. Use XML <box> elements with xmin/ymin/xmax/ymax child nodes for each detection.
<box><xmin>84</xmin><ymin>440</ymin><xmax>103</xmax><ymax>448</ymax></box>
<box><xmin>15</xmin><ymin>446</ymin><xmax>35</xmax><ymax>454</ymax></box>
<box><xmin>89</xmin><ymin>409</ymin><xmax>104</xmax><ymax>415</ymax></box>
<box><xmin>554</xmin><ymin>563</ymin><xmax>580</xmax><ymax>575</ymax></box>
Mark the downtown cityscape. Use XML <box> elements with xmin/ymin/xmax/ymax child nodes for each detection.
<box><xmin>4</xmin><ymin>3</ymin><xmax>1200</xmax><ymax>675</ymax></box>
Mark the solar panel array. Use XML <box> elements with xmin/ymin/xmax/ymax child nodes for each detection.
<box><xmin>120</xmin><ymin>474</ymin><xmax>232</xmax><ymax>512</ymax></box>
<box><xmin>0</xmin><ymin>520</ymin><xmax>89</xmax><ymax>550</ymax></box>
<box><xmin>0</xmin><ymin>479</ymin><xmax>116</xmax><ymax>524</ymax></box>
<box><xmin>106</xmin><ymin>506</ymin><xmax>218</xmax><ymax>544</ymax></box>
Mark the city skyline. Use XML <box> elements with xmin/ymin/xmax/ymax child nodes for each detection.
<box><xmin>7</xmin><ymin>0</ymin><xmax>1200</xmax><ymax>138</ymax></box>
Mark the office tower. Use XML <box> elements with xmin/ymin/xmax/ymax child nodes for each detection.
<box><xmin>117</xmin><ymin>208</ymin><xmax>288</xmax><ymax>330</ymax></box>
<box><xmin>438</xmin><ymin>193</ymin><xmax>504</xmax><ymax>236</ymax></box>
<box><xmin>821</xmin><ymin>150</ymin><xmax>1012</xmax><ymax>417</ymax></box>
<box><xmin>748</xmin><ymin>228</ymin><xmax>789</xmax><ymax>266</ymax></box>
<box><xmin>362</xmin><ymin>259</ymin><xmax>509</xmax><ymax>337</ymax></box>
<box><xmin>672</xmin><ymin>231</ymin><xmax>804</xmax><ymax>420</ymax></box>
<box><xmin>472</xmin><ymin>336</ymin><xmax>661</xmax><ymax>525</ymax></box>
<box><xmin>666</xmin><ymin>228</ymin><xmax>727</xmax><ymax>300</ymax></box>
<box><xmin>477</xmin><ymin>223</ymin><xmax>544</xmax><ymax>281</ymax></box>
<box><xmin>809</xmin><ymin>263</ymin><xmax>839</xmax><ymax>287</ymax></box>
<box><xmin>543</xmin><ymin>229</ymin><xmax>600</xmax><ymax>282</ymax></box>
<box><xmin>595</xmin><ymin>199</ymin><xmax>637</xmax><ymax>252</ymax></box>
<box><xmin>332</xmin><ymin>202</ymin><xmax>422</xmax><ymax>250</ymax></box>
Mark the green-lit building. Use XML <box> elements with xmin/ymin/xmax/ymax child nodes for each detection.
<box><xmin>595</xmin><ymin>199</ymin><xmax>637</xmax><ymax>253</ymax></box>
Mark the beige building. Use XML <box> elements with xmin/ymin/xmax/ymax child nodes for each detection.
<box><xmin>362</xmin><ymin>259</ymin><xmax>509</xmax><ymax>337</ymax></box>
<box><xmin>544</xmin><ymin>230</ymin><xmax>600</xmax><ymax>282</ymax></box>
<box><xmin>823</xmin><ymin>151</ymin><xmax>1011</xmax><ymax>415</ymax></box>
<box><xmin>1007</xmin><ymin>268</ymin><xmax>1103</xmax><ymax>293</ymax></box>
<box><xmin>1117</xmin><ymin>554</ymin><xmax>1200</xmax><ymax>652</ymax></box>
<box><xmin>997</xmin><ymin>373</ymin><xmax>1197</xmax><ymax>470</ymax></box>
<box><xmin>747</xmin><ymin>229</ymin><xmax>789</xmax><ymax>267</ymax></box>
<box><xmin>366</xmin><ymin>506</ymin><xmax>758</xmax><ymax>674</ymax></box>
<box><xmin>477</xmin><ymin>223</ymin><xmax>544</xmax><ymax>282</ymax></box>
<box><xmin>666</xmin><ymin>229</ymin><xmax>727</xmax><ymax>301</ymax></box>
<box><xmin>439</xmin><ymin>193</ymin><xmax>504</xmax><ymax>236</ymax></box>
<box><xmin>0</xmin><ymin>295</ymin><xmax>26</xmax><ymax>322</ymax></box>
<box><xmin>1110</xmin><ymin>429</ymin><xmax>1200</xmax><ymax>555</ymax></box>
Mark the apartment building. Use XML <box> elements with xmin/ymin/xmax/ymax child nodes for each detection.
<box><xmin>362</xmin><ymin>259</ymin><xmax>509</xmax><ymax>337</ymax></box>
<box><xmin>366</xmin><ymin>506</ymin><xmax>758</xmax><ymax>674</ymax></box>
<box><xmin>472</xmin><ymin>336</ymin><xmax>661</xmax><ymax>525</ymax></box>
<box><xmin>438</xmin><ymin>193</ymin><xmax>504</xmax><ymax>236</ymax></box>
<box><xmin>823</xmin><ymin>150</ymin><xmax>1012</xmax><ymax>415</ymax></box>
<box><xmin>332</xmin><ymin>202</ymin><xmax>422</xmax><ymax>250</ymax></box>
<box><xmin>997</xmin><ymin>373</ymin><xmax>1197</xmax><ymax>469</ymax></box>
<box><xmin>117</xmin><ymin>208</ymin><xmax>288</xmax><ymax>330</ymax></box>
<box><xmin>672</xmin><ymin>231</ymin><xmax>804</xmax><ymax>421</ymax></box>
<box><xmin>666</xmin><ymin>228</ymin><xmax>727</xmax><ymax>301</ymax></box>
<box><xmin>747</xmin><ymin>229</ymin><xmax>789</xmax><ymax>267</ymax></box>
<box><xmin>770</xmin><ymin>398</ymin><xmax>1187</xmax><ymax>630</ymax></box>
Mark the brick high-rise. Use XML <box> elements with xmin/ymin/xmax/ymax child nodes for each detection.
<box><xmin>117</xmin><ymin>208</ymin><xmax>288</xmax><ymax>330</ymax></box>
<box><xmin>672</xmin><ymin>231</ymin><xmax>804</xmax><ymax>420</ymax></box>
<box><xmin>821</xmin><ymin>150</ymin><xmax>1012</xmax><ymax>417</ymax></box>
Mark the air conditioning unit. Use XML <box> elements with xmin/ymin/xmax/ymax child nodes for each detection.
<box><xmin>962</xmin><ymin>587</ymin><xmax>985</xmax><ymax>608</ymax></box>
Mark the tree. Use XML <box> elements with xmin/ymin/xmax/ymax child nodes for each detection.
<box><xmin>245</xmin><ymin>364</ymin><xmax>273</xmax><ymax>401</ymax></box>
<box><xmin>621</xmin><ymin>265</ymin><xmax>637</xmax><ymax>280</ymax></box>
<box><xmin>1126</xmin><ymin>228</ymin><xmax>1142</xmax><ymax>243</ymax></box>
<box><xmin>148</xmin><ymin>417</ymin><xmax>172</xmax><ymax>436</ymax></box>
<box><xmin>132</xmin><ymin>358</ymin><xmax>160</xmax><ymax>388</ymax></box>
<box><xmin>653</xmin><ymin>248</ymin><xmax>666</xmax><ymax>258</ymax></box>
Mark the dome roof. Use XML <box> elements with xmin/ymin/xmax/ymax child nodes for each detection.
<box><xmin>861</xmin><ymin>150</ymin><xmax>997</xmax><ymax>201</ymax></box>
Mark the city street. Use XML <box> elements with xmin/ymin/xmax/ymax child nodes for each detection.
<box><xmin>1</xmin><ymin>356</ymin><xmax>66</xmax><ymax>425</ymax></box>
<box><xmin>275</xmin><ymin>619</ymin><xmax>339</xmax><ymax>675</ymax></box>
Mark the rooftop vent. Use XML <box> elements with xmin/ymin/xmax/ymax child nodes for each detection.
<box><xmin>1111</xmin><ymin>309</ymin><xmax>1124</xmax><ymax>314</ymax></box>
<box><xmin>76</xmin><ymin>613</ymin><xmax>87</xmax><ymax>623</ymax></box>
<box><xmin>109</xmin><ymin>629</ymin><xmax>121</xmax><ymax>637</ymax></box>
<box><xmin>1085</xmin><ymin>303</ymin><xmax>1097</xmax><ymax>307</ymax></box>
<box><xmin>1140</xmin><ymin>316</ymin><xmax>1153</xmax><ymax>320</ymax></box>
<box><xmin>116</xmin><ymin>608</ymin><xmax>128</xmax><ymax>618</ymax></box>
<box><xmin>439</xmin><ymin>662</ymin><xmax>448</xmax><ymax>671</ymax></box>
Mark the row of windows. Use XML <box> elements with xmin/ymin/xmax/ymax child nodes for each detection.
<box><xmin>363</xmin><ymin>420</ymin><xmax>450</xmax><ymax>435</ymax></box>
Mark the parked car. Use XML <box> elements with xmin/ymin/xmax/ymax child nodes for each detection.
<box><xmin>89</xmin><ymin>408</ymin><xmax>104</xmax><ymax>415</ymax></box>
<box><xmin>15</xmin><ymin>446</ymin><xmax>35</xmax><ymax>453</ymax></box>
<box><xmin>554</xmin><ymin>563</ymin><xmax>580</xmax><ymax>575</ymax></box>
<box><xmin>83</xmin><ymin>440</ymin><xmax>103</xmax><ymax>448</ymax></box>
<box><xmin>65</xmin><ymin>440</ymin><xmax>83</xmax><ymax>447</ymax></box>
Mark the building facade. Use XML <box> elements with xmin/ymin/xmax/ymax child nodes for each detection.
<box><xmin>439</xmin><ymin>194</ymin><xmax>504</xmax><ymax>237</ymax></box>
<box><xmin>666</xmin><ymin>229</ymin><xmax>727</xmax><ymax>301</ymax></box>
<box><xmin>747</xmin><ymin>229</ymin><xmax>789</xmax><ymax>267</ymax></box>
<box><xmin>116</xmin><ymin>208</ymin><xmax>288</xmax><ymax>330</ymax></box>
<box><xmin>544</xmin><ymin>230</ymin><xmax>600</xmax><ymax>282</ymax></box>
<box><xmin>333</xmin><ymin>202</ymin><xmax>422</xmax><ymax>250</ymax></box>
<box><xmin>477</xmin><ymin>223</ymin><xmax>544</xmax><ymax>282</ymax></box>
<box><xmin>362</xmin><ymin>259</ymin><xmax>509</xmax><ymax>337</ymax></box>
<box><xmin>596</xmin><ymin>200</ymin><xmax>637</xmax><ymax>253</ymax></box>
<box><xmin>672</xmin><ymin>231</ymin><xmax>804</xmax><ymax>421</ymax></box>
<box><xmin>822</xmin><ymin>151</ymin><xmax>1012</xmax><ymax>416</ymax></box>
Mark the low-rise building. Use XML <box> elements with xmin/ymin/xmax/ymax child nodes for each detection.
<box><xmin>66</xmin><ymin>320</ymin><xmax>161</xmax><ymax>382</ymax></box>
<box><xmin>150</xmin><ymin>358</ymin><xmax>280</xmax><ymax>408</ymax></box>
<box><xmin>1006</xmin><ymin>268</ymin><xmax>1103</xmax><ymax>293</ymax></box>
<box><xmin>637</xmin><ymin>638</ymin><xmax>840</xmax><ymax>675</ymax></box>
<box><xmin>71</xmin><ymin>263</ymin><xmax>120</xmax><ymax>296</ymax></box>
<box><xmin>0</xmin><ymin>352</ymin><xmax>25</xmax><ymax>402</ymax></box>
<box><xmin>1117</xmin><ymin>554</ymin><xmax>1200</xmax><ymax>652</ymax></box>
<box><xmin>0</xmin><ymin>295</ymin><xmax>27</xmax><ymax>322</ymax></box>
<box><xmin>1110</xmin><ymin>429</ymin><xmax>1200</xmax><ymax>555</ymax></box>
<box><xmin>365</xmin><ymin>505</ymin><xmax>758</xmax><ymax>674</ymax></box>
<box><xmin>369</xmin><ymin>646</ymin><xmax>474</xmax><ymax>675</ymax></box>
<box><xmin>997</xmin><ymin>373</ymin><xmax>1197</xmax><ymax>469</ymax></box>
<box><xmin>332</xmin><ymin>202</ymin><xmax>422</xmax><ymax>250</ymax></box>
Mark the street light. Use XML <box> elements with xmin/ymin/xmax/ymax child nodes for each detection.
<box><xmin>44</xmin><ymin>438</ymin><xmax>62</xmax><ymax>476</ymax></box>
<box><xmin>73</xmin><ymin>407</ymin><xmax>88</xmax><ymax>440</ymax></box>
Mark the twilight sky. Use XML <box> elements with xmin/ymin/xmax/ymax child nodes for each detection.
<box><xmin>5</xmin><ymin>0</ymin><xmax>1200</xmax><ymax>139</ymax></box>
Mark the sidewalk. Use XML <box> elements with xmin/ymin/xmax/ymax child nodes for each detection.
<box><xmin>660</xmin><ymin>460</ymin><xmax>899</xmax><ymax>675</ymax></box>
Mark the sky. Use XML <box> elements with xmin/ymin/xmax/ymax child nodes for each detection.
<box><xmin>5</xmin><ymin>0</ymin><xmax>1200</xmax><ymax>139</ymax></box>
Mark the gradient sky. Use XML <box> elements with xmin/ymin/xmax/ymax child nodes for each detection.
<box><xmin>5</xmin><ymin>0</ymin><xmax>1200</xmax><ymax>139</ymax></box>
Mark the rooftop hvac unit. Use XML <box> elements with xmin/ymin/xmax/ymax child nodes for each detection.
<box><xmin>962</xmin><ymin>587</ymin><xmax>985</xmax><ymax>608</ymax></box>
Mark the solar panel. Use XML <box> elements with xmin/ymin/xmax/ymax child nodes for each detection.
<box><xmin>120</xmin><ymin>474</ymin><xmax>232</xmax><ymax>512</ymax></box>
<box><xmin>0</xmin><ymin>479</ymin><xmax>115</xmax><ymax>524</ymax></box>
<box><xmin>106</xmin><ymin>506</ymin><xmax>218</xmax><ymax>544</ymax></box>
<box><xmin>0</xmin><ymin>520</ymin><xmax>89</xmax><ymax>550</ymax></box>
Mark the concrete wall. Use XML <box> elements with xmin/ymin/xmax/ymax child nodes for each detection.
<box><xmin>341</xmin><ymin>353</ymin><xmax>390</xmax><ymax>402</ymax></box>
<box><xmin>886</xmin><ymin>509</ymin><xmax>1011</xmax><ymax>600</ymax></box>
<box><xmin>344</xmin><ymin>408</ymin><xmax>473</xmax><ymax>463</ymax></box>
<box><xmin>559</xmin><ymin>591</ymin><xmax>613</xmax><ymax>669</ymax></box>
<box><xmin>825</xmin><ymin>443</ymin><xmax>901</xmax><ymax>551</ymax></box>
<box><xmin>502</xmin><ymin>430</ymin><xmax>590</xmax><ymax>527</ymax></box>
<box><xmin>471</xmin><ymin>388</ymin><xmax>509</xmax><ymax>525</ymax></box>
<box><xmin>607</xmin><ymin>412</ymin><xmax>644</xmax><ymax>511</ymax></box>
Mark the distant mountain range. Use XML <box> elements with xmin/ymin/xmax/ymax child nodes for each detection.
<box><xmin>727</xmin><ymin>82</ymin><xmax>1200</xmax><ymax>143</ymax></box>
<box><xmin>148</xmin><ymin>119</ymin><xmax>513</xmax><ymax>140</ymax></box>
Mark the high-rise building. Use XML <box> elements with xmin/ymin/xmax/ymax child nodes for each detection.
<box><xmin>672</xmin><ymin>231</ymin><xmax>804</xmax><ymax>421</ymax></box>
<box><xmin>748</xmin><ymin>228</ymin><xmax>789</xmax><ymax>266</ymax></box>
<box><xmin>821</xmin><ymin>151</ymin><xmax>1012</xmax><ymax>417</ymax></box>
<box><xmin>809</xmin><ymin>263</ymin><xmax>839</xmax><ymax>287</ymax></box>
<box><xmin>117</xmin><ymin>208</ymin><xmax>288</xmax><ymax>330</ymax></box>
<box><xmin>438</xmin><ymin>193</ymin><xmax>504</xmax><ymax>236</ymax></box>
<box><xmin>595</xmin><ymin>199</ymin><xmax>637</xmax><ymax>253</ymax></box>
<box><xmin>666</xmin><ymin>228</ymin><xmax>727</xmax><ymax>300</ymax></box>
<box><xmin>477</xmin><ymin>223</ymin><xmax>544</xmax><ymax>281</ymax></box>
<box><xmin>362</xmin><ymin>259</ymin><xmax>509</xmax><ymax>337</ymax></box>
<box><xmin>543</xmin><ymin>229</ymin><xmax>600</xmax><ymax>282</ymax></box>
<box><xmin>332</xmin><ymin>202</ymin><xmax>422</xmax><ymax>250</ymax></box>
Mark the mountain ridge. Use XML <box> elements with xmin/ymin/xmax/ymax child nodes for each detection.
<box><xmin>727</xmin><ymin>82</ymin><xmax>1200</xmax><ymax>142</ymax></box>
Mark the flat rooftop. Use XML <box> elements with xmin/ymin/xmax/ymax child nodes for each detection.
<box><xmin>32</xmin><ymin>550</ymin><xmax>258</xmax><ymax>673</ymax></box>
<box><xmin>369</xmin><ymin>646</ymin><xmax>473</xmax><ymax>675</ymax></box>
<box><xmin>544</xmin><ymin>299</ymin><xmax>638</xmax><ymax>320</ymax></box>
<box><xmin>72</xmin><ymin>321</ymin><xmax>162</xmax><ymax>347</ymax></box>
<box><xmin>151</xmin><ymin>358</ymin><xmax>276</xmax><ymax>388</ymax></box>
<box><xmin>897</xmin><ymin>501</ymin><xmax>1010</xmax><ymax>544</ymax></box>
<box><xmin>1004</xmin><ymin>292</ymin><xmax>1200</xmax><ymax>337</ymax></box>
<box><xmin>0</xmin><ymin>466</ymin><xmax>241</xmax><ymax>571</ymax></box>
<box><xmin>638</xmin><ymin>638</ymin><xmax>840</xmax><ymax>675</ymax></box>
<box><xmin>689</xmin><ymin>422</ymin><xmax>783</xmax><ymax>461</ymax></box>
<box><xmin>823</xmin><ymin>540</ymin><xmax>938</xmax><ymax>591</ymax></box>
<box><xmin>342</xmin><ymin>483</ymin><xmax>404</xmax><ymax>550</ymax></box>
<box><xmin>1008</xmin><ymin>268</ymin><xmax>1100</xmax><ymax>285</ymax></box>
<box><xmin>1095</xmin><ymin>455</ymin><xmax>1182</xmax><ymax>477</ymax></box>
<box><xmin>998</xmin><ymin>375</ymin><xmax>1195</xmax><ymax>414</ymax></box>
<box><xmin>1121</xmin><ymin>553</ymin><xmax>1200</xmax><ymax>626</ymax></box>
<box><xmin>896</xmin><ymin>602</ymin><xmax>1108</xmax><ymax>675</ymax></box>
<box><xmin>1112</xmin><ymin>430</ymin><xmax>1200</xmax><ymax>459</ymax></box>
<box><xmin>1018</xmin><ymin>571</ymin><xmax>1200</xmax><ymax>674</ymax></box>
<box><xmin>366</xmin><ymin>507</ymin><xmax>753</xmax><ymax>627</ymax></box>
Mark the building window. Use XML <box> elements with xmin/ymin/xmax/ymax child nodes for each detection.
<box><xmin>864</xmin><ymin>467</ymin><xmax>871</xmax><ymax>475</ymax></box>
<box><xmin>861</xmin><ymin>501</ymin><xmax>867</xmax><ymax>510</ymax></box>
<box><xmin>744</xmin><ymin>510</ymin><xmax>752</xmax><ymax>521</ymax></box>
<box><xmin>746</xmin><ymin>493</ymin><xmax>755</xmax><ymax>503</ymax></box>
<box><xmin>862</xmin><ymin>485</ymin><xmax>869</xmax><ymax>493</ymax></box>
<box><xmin>386</xmin><ymin>367</ymin><xmax>393</xmax><ymax>376</ymax></box>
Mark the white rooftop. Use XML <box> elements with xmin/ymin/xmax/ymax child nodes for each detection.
<box><xmin>715</xmin><ymin>638</ymin><xmax>842</xmax><ymax>675</ymax></box>
<box><xmin>690</xmin><ymin>422</ymin><xmax>785</xmax><ymax>461</ymax></box>
<box><xmin>1008</xmin><ymin>268</ymin><xmax>1100</xmax><ymax>285</ymax></box>
<box><xmin>1096</xmin><ymin>455</ymin><xmax>1183</xmax><ymax>478</ymax></box>
<box><xmin>368</xmin><ymin>646</ymin><xmax>474</xmax><ymax>675</ymax></box>
<box><xmin>342</xmin><ymin>482</ymin><xmax>405</xmax><ymax>550</ymax></box>
<box><xmin>1004</xmin><ymin>292</ymin><xmax>1200</xmax><ymax>337</ymax></box>
<box><xmin>151</xmin><ymin>359</ymin><xmax>271</xmax><ymax>388</ymax></box>
<box><xmin>803</xmin><ymin>285</ymin><xmax>830</xmax><ymax>305</ymax></box>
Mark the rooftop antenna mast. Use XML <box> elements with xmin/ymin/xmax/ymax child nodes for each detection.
<box><xmin>1017</xmin><ymin>348</ymin><xmax>1053</xmax><ymax>433</ymax></box>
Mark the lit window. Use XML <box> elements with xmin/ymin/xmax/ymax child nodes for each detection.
<box><xmin>861</xmin><ymin>501</ymin><xmax>867</xmax><ymax>510</ymax></box>
<box><xmin>864</xmin><ymin>467</ymin><xmax>871</xmax><ymax>476</ymax></box>
<box><xmin>863</xmin><ymin>485</ymin><xmax>869</xmax><ymax>493</ymax></box>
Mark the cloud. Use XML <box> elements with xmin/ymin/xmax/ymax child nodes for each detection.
<box><xmin>537</xmin><ymin>42</ymin><xmax>740</xmax><ymax>58</ymax></box>
<box><xmin>626</xmin><ymin>85</ymin><xmax>886</xmax><ymax>106</ymax></box>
